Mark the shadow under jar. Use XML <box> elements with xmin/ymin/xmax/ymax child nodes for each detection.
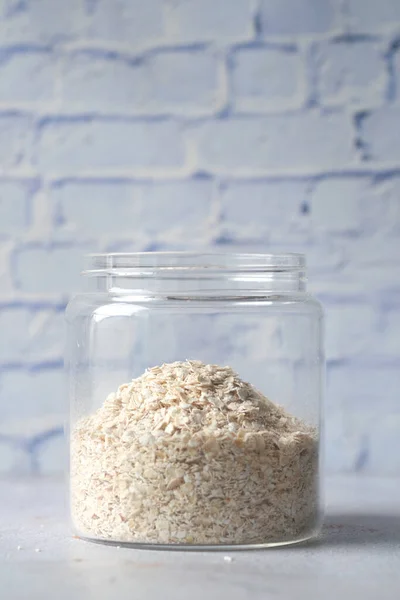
<box><xmin>66</xmin><ymin>252</ymin><xmax>324</xmax><ymax>549</ymax></box>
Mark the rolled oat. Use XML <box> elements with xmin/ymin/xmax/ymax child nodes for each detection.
<box><xmin>71</xmin><ymin>360</ymin><xmax>318</xmax><ymax>545</ymax></box>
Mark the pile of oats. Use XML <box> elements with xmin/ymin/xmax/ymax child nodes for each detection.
<box><xmin>71</xmin><ymin>360</ymin><xmax>318</xmax><ymax>545</ymax></box>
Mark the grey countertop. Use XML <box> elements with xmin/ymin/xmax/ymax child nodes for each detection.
<box><xmin>1</xmin><ymin>477</ymin><xmax>399</xmax><ymax>599</ymax></box>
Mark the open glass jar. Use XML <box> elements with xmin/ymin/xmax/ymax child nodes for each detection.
<box><xmin>66</xmin><ymin>252</ymin><xmax>324</xmax><ymax>549</ymax></box>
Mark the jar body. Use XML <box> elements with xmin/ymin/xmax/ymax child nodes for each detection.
<box><xmin>67</xmin><ymin>253</ymin><xmax>324</xmax><ymax>549</ymax></box>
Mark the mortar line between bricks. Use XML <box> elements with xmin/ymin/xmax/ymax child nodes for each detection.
<box><xmin>0</xmin><ymin>106</ymin><xmax>395</xmax><ymax>124</ymax></box>
<box><xmin>0</xmin><ymin>360</ymin><xmax>64</xmax><ymax>373</ymax></box>
<box><xmin>0</xmin><ymin>105</ymin><xmax>388</xmax><ymax>121</ymax></box>
<box><xmin>28</xmin><ymin>427</ymin><xmax>64</xmax><ymax>453</ymax></box>
<box><xmin>33</xmin><ymin>167</ymin><xmax>400</xmax><ymax>185</ymax></box>
<box><xmin>61</xmin><ymin>30</ymin><xmax>371</xmax><ymax>54</ymax></box>
<box><xmin>9</xmin><ymin>165</ymin><xmax>400</xmax><ymax>181</ymax></box>
<box><xmin>0</xmin><ymin>300</ymin><xmax>67</xmax><ymax>310</ymax></box>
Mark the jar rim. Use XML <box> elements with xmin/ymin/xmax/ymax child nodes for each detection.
<box><xmin>83</xmin><ymin>252</ymin><xmax>306</xmax><ymax>276</ymax></box>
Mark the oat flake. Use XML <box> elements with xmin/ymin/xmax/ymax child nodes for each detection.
<box><xmin>71</xmin><ymin>360</ymin><xmax>318</xmax><ymax>545</ymax></box>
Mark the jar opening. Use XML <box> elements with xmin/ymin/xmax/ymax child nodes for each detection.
<box><xmin>83</xmin><ymin>252</ymin><xmax>307</xmax><ymax>295</ymax></box>
<box><xmin>84</xmin><ymin>252</ymin><xmax>305</xmax><ymax>275</ymax></box>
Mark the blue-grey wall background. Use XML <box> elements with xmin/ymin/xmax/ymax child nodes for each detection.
<box><xmin>0</xmin><ymin>0</ymin><xmax>400</xmax><ymax>475</ymax></box>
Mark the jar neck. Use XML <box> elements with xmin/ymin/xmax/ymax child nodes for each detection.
<box><xmin>84</xmin><ymin>252</ymin><xmax>307</xmax><ymax>297</ymax></box>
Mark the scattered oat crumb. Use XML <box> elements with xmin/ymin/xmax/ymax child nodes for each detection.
<box><xmin>71</xmin><ymin>360</ymin><xmax>318</xmax><ymax>545</ymax></box>
<box><xmin>17</xmin><ymin>546</ymin><xmax>22</xmax><ymax>551</ymax></box>
<box><xmin>35</xmin><ymin>548</ymin><xmax>41</xmax><ymax>553</ymax></box>
<box><xmin>223</xmin><ymin>556</ymin><xmax>233</xmax><ymax>562</ymax></box>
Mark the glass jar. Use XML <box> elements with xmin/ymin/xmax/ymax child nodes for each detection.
<box><xmin>66</xmin><ymin>252</ymin><xmax>324</xmax><ymax>549</ymax></box>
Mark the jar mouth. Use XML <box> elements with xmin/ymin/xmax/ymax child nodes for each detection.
<box><xmin>84</xmin><ymin>252</ymin><xmax>306</xmax><ymax>277</ymax></box>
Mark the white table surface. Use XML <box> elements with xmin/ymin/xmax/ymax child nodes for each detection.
<box><xmin>1</xmin><ymin>477</ymin><xmax>399</xmax><ymax>600</ymax></box>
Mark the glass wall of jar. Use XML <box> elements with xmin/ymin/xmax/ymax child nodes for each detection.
<box><xmin>66</xmin><ymin>252</ymin><xmax>324</xmax><ymax>549</ymax></box>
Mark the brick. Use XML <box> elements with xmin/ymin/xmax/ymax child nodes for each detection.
<box><xmin>0</xmin><ymin>241</ymin><xmax>13</xmax><ymax>294</ymax></box>
<box><xmin>346</xmin><ymin>0</ymin><xmax>400</xmax><ymax>32</ymax></box>
<box><xmin>220</xmin><ymin>180</ymin><xmax>308</xmax><ymax>232</ymax></box>
<box><xmin>309</xmin><ymin>177</ymin><xmax>381</xmax><ymax>233</ymax></box>
<box><xmin>231</xmin><ymin>47</ymin><xmax>304</xmax><ymax>111</ymax></box>
<box><xmin>62</xmin><ymin>49</ymin><xmax>220</xmax><ymax>115</ymax></box>
<box><xmin>259</xmin><ymin>0</ymin><xmax>336</xmax><ymax>35</ymax></box>
<box><xmin>0</xmin><ymin>49</ymin><xmax>55</xmax><ymax>105</ymax></box>
<box><xmin>368</xmin><ymin>415</ymin><xmax>400</xmax><ymax>474</ymax></box>
<box><xmin>315</xmin><ymin>40</ymin><xmax>385</xmax><ymax>107</ymax></box>
<box><xmin>0</xmin><ymin>440</ymin><xmax>29</xmax><ymax>475</ymax></box>
<box><xmin>325</xmin><ymin>304</ymin><xmax>376</xmax><ymax>361</ymax></box>
<box><xmin>61</xmin><ymin>52</ymin><xmax>147</xmax><ymax>113</ymax></box>
<box><xmin>375</xmin><ymin>308</ymin><xmax>400</xmax><ymax>358</ymax></box>
<box><xmin>0</xmin><ymin>0</ymin><xmax>82</xmax><ymax>44</ymax></box>
<box><xmin>0</xmin><ymin>307</ymin><xmax>31</xmax><ymax>362</ymax></box>
<box><xmin>347</xmin><ymin>235</ymin><xmax>400</xmax><ymax>267</ymax></box>
<box><xmin>13</xmin><ymin>245</ymin><xmax>87</xmax><ymax>294</ymax></box>
<box><xmin>166</xmin><ymin>0</ymin><xmax>253</xmax><ymax>42</ymax></box>
<box><xmin>327</xmin><ymin>365</ymin><xmax>400</xmax><ymax>411</ymax></box>
<box><xmin>326</xmin><ymin>365</ymin><xmax>400</xmax><ymax>471</ymax></box>
<box><xmin>36</xmin><ymin>118</ymin><xmax>186</xmax><ymax>173</ymax></box>
<box><xmin>138</xmin><ymin>178</ymin><xmax>214</xmax><ymax>235</ymax></box>
<box><xmin>0</xmin><ymin>180</ymin><xmax>31</xmax><ymax>234</ymax></box>
<box><xmin>334</xmin><ymin>260</ymin><xmax>400</xmax><ymax>303</ymax></box>
<box><xmin>52</xmin><ymin>178</ymin><xmax>214</xmax><ymax>236</ymax></box>
<box><xmin>147</xmin><ymin>49</ymin><xmax>220</xmax><ymax>114</ymax></box>
<box><xmin>0</xmin><ymin>112</ymin><xmax>33</xmax><ymax>168</ymax></box>
<box><xmin>289</xmin><ymin>238</ymin><xmax>345</xmax><ymax>277</ymax></box>
<box><xmin>27</xmin><ymin>311</ymin><xmax>65</xmax><ymax>362</ymax></box>
<box><xmin>84</xmin><ymin>0</ymin><xmax>165</xmax><ymax>46</ymax></box>
<box><xmin>35</xmin><ymin>431</ymin><xmax>65</xmax><ymax>475</ymax></box>
<box><xmin>0</xmin><ymin>369</ymin><xmax>66</xmax><ymax>423</ymax></box>
<box><xmin>51</xmin><ymin>180</ymin><xmax>139</xmax><ymax>235</ymax></box>
<box><xmin>359</xmin><ymin>109</ymin><xmax>400</xmax><ymax>162</ymax></box>
<box><xmin>192</xmin><ymin>113</ymin><xmax>354</xmax><ymax>172</ymax></box>
<box><xmin>373</xmin><ymin>176</ymin><xmax>400</xmax><ymax>234</ymax></box>
<box><xmin>325</xmin><ymin>411</ymin><xmax>366</xmax><ymax>472</ymax></box>
<box><xmin>34</xmin><ymin>433</ymin><xmax>68</xmax><ymax>477</ymax></box>
<box><xmin>0</xmin><ymin>307</ymin><xmax>64</xmax><ymax>363</ymax></box>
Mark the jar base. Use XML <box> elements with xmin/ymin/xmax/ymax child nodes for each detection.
<box><xmin>75</xmin><ymin>529</ymin><xmax>321</xmax><ymax>551</ymax></box>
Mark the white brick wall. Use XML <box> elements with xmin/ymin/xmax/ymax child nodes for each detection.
<box><xmin>36</xmin><ymin>118</ymin><xmax>187</xmax><ymax>173</ymax></box>
<box><xmin>84</xmin><ymin>0</ymin><xmax>165</xmax><ymax>46</ymax></box>
<box><xmin>359</xmin><ymin>108</ymin><xmax>400</xmax><ymax>162</ymax></box>
<box><xmin>0</xmin><ymin>0</ymin><xmax>83</xmax><ymax>44</ymax></box>
<box><xmin>0</xmin><ymin>180</ymin><xmax>31</xmax><ymax>233</ymax></box>
<box><xmin>0</xmin><ymin>0</ymin><xmax>399</xmax><ymax>476</ymax></box>
<box><xmin>61</xmin><ymin>52</ymin><xmax>149</xmax><ymax>113</ymax></box>
<box><xmin>0</xmin><ymin>49</ymin><xmax>56</xmax><ymax>105</ymax></box>
<box><xmin>0</xmin><ymin>306</ymin><xmax>64</xmax><ymax>362</ymax></box>
<box><xmin>309</xmin><ymin>177</ymin><xmax>379</xmax><ymax>233</ymax></box>
<box><xmin>13</xmin><ymin>244</ymin><xmax>89</xmax><ymax>293</ymax></box>
<box><xmin>191</xmin><ymin>113</ymin><xmax>355</xmax><ymax>172</ymax></box>
<box><xmin>345</xmin><ymin>0</ymin><xmax>400</xmax><ymax>32</ymax></box>
<box><xmin>231</xmin><ymin>46</ymin><xmax>305</xmax><ymax>111</ymax></box>
<box><xmin>54</xmin><ymin>178</ymin><xmax>215</xmax><ymax>236</ymax></box>
<box><xmin>165</xmin><ymin>0</ymin><xmax>254</xmax><ymax>42</ymax></box>
<box><xmin>0</xmin><ymin>112</ymin><xmax>33</xmax><ymax>167</ymax></box>
<box><xmin>220</xmin><ymin>180</ymin><xmax>309</xmax><ymax>233</ymax></box>
<box><xmin>314</xmin><ymin>39</ymin><xmax>386</xmax><ymax>107</ymax></box>
<box><xmin>258</xmin><ymin>0</ymin><xmax>337</xmax><ymax>36</ymax></box>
